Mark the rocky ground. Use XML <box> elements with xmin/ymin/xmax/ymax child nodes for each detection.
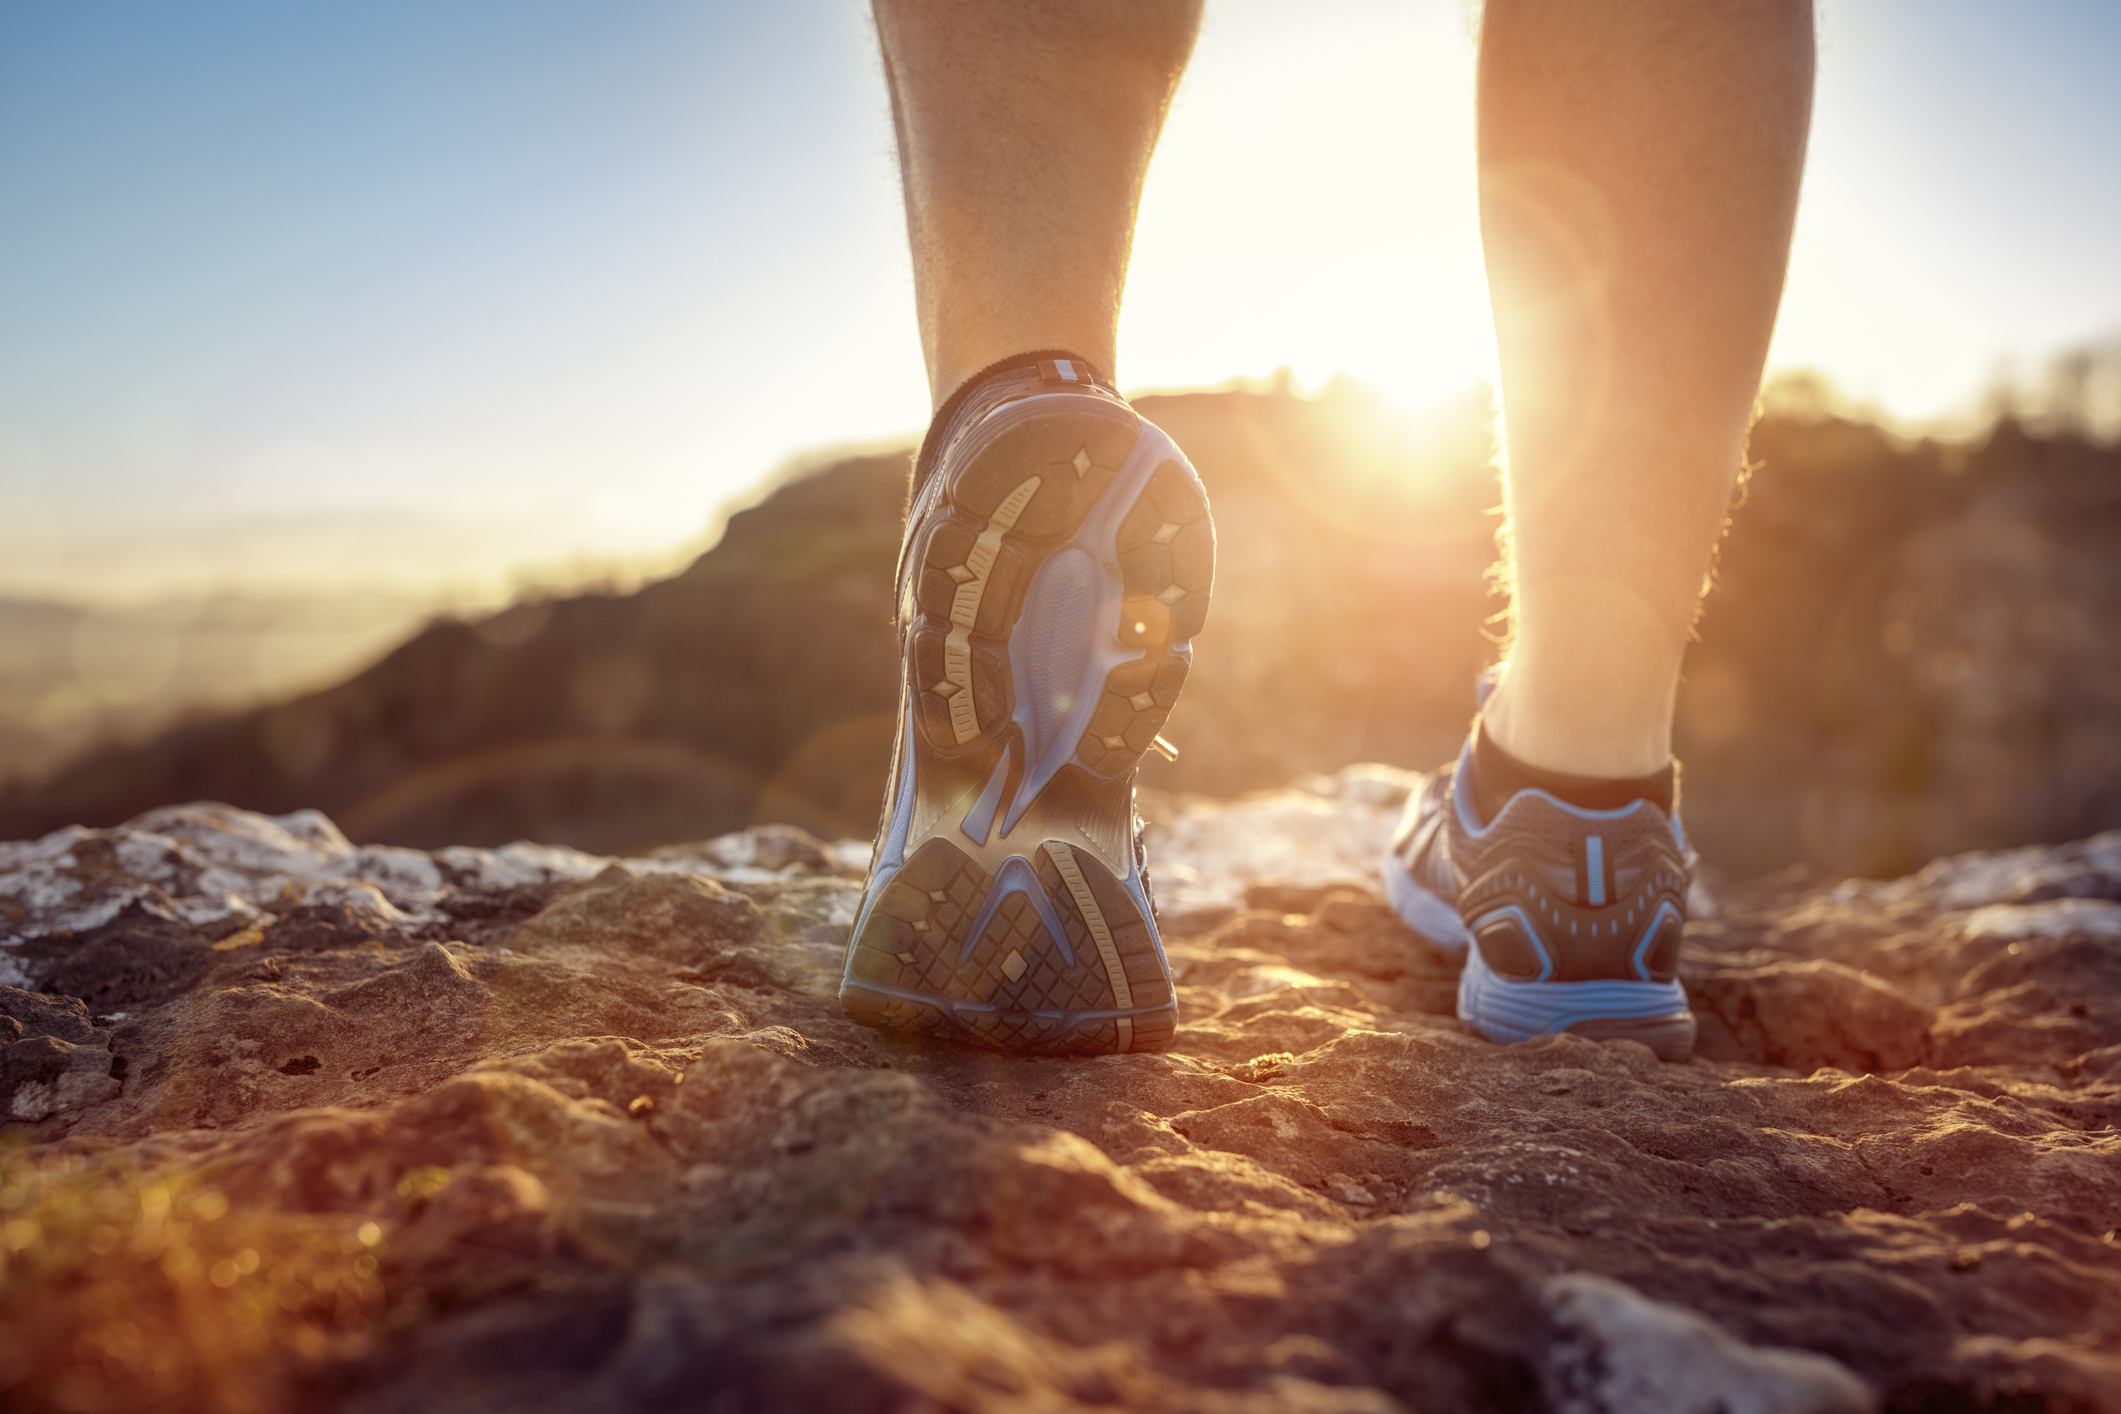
<box><xmin>2</xmin><ymin>769</ymin><xmax>2118</xmax><ymax>1413</ymax></box>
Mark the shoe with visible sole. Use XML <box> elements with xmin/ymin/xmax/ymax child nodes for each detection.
<box><xmin>1383</xmin><ymin>735</ymin><xmax>1698</xmax><ymax>1062</ymax></box>
<box><xmin>839</xmin><ymin>359</ymin><xmax>1213</xmax><ymax>1054</ymax></box>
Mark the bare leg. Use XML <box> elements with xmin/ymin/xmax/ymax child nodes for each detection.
<box><xmin>1477</xmin><ymin>0</ymin><xmax>1814</xmax><ymax>780</ymax></box>
<box><xmin>847</xmin><ymin>1</ymin><xmax>1211</xmax><ymax>1057</ymax></box>
<box><xmin>874</xmin><ymin>0</ymin><xmax>1201</xmax><ymax>404</ymax></box>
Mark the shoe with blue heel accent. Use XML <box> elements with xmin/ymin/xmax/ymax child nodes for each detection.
<box><xmin>1383</xmin><ymin>678</ymin><xmax>1697</xmax><ymax>1062</ymax></box>
<box><xmin>839</xmin><ymin>355</ymin><xmax>1213</xmax><ymax>1054</ymax></box>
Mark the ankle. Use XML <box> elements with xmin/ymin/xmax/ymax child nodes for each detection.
<box><xmin>1470</xmin><ymin>718</ymin><xmax>1678</xmax><ymax>824</ymax></box>
<box><xmin>1477</xmin><ymin>655</ymin><xmax>1676</xmax><ymax>781</ymax></box>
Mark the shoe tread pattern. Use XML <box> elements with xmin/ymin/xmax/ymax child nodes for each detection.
<box><xmin>907</xmin><ymin>401</ymin><xmax>1213</xmax><ymax>782</ymax></box>
<box><xmin>907</xmin><ymin>406</ymin><xmax>1135</xmax><ymax>754</ymax></box>
<box><xmin>843</xmin><ymin>837</ymin><xmax>1176</xmax><ymax>1054</ymax></box>
<box><xmin>1077</xmin><ymin>461</ymin><xmax>1214</xmax><ymax>777</ymax></box>
<box><xmin>852</xmin><ymin>391</ymin><xmax>1204</xmax><ymax>1057</ymax></box>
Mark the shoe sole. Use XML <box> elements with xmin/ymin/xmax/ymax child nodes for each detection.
<box><xmin>1457</xmin><ymin>946</ymin><xmax>1697</xmax><ymax>1062</ymax></box>
<box><xmin>840</xmin><ymin>395</ymin><xmax>1212</xmax><ymax>1054</ymax></box>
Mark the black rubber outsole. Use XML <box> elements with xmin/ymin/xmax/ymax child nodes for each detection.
<box><xmin>841</xmin><ymin>396</ymin><xmax>1212</xmax><ymax>1056</ymax></box>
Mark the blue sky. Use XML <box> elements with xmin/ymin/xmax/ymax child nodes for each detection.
<box><xmin>2</xmin><ymin>0</ymin><xmax>2118</xmax><ymax>603</ymax></box>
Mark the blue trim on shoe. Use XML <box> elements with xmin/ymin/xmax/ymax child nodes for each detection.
<box><xmin>1449</xmin><ymin>739</ymin><xmax>1676</xmax><ymax>840</ymax></box>
<box><xmin>844</xmin><ymin>699</ymin><xmax>924</xmax><ymax>983</ymax></box>
<box><xmin>1629</xmin><ymin>899</ymin><xmax>1685</xmax><ymax>977</ymax></box>
<box><xmin>1382</xmin><ymin>719</ymin><xmax>1698</xmax><ymax>1061</ymax></box>
<box><xmin>1456</xmin><ymin>944</ymin><xmax>1690</xmax><ymax>1045</ymax></box>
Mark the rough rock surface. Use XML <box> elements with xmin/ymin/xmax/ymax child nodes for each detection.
<box><xmin>3</xmin><ymin>774</ymin><xmax>2119</xmax><ymax>1413</ymax></box>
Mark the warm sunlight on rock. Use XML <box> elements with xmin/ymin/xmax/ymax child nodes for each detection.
<box><xmin>2</xmin><ymin>786</ymin><xmax>2117</xmax><ymax>1408</ymax></box>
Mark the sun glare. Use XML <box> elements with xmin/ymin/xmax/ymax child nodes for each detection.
<box><xmin>1121</xmin><ymin>2</ymin><xmax>1497</xmax><ymax>416</ymax></box>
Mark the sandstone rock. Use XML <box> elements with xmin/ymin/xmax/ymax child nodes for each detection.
<box><xmin>0</xmin><ymin>987</ymin><xmax>121</xmax><ymax>1122</ymax></box>
<box><xmin>0</xmin><ymin>987</ymin><xmax>119</xmax><ymax>1122</ymax></box>
<box><xmin>1688</xmin><ymin>960</ymin><xmax>1930</xmax><ymax>1072</ymax></box>
<box><xmin>1542</xmin><ymin>1273</ymin><xmax>1872</xmax><ymax>1414</ymax></box>
<box><xmin>511</xmin><ymin>865</ymin><xmax>765</xmax><ymax>966</ymax></box>
<box><xmin>1147</xmin><ymin>768</ymin><xmax>1417</xmax><ymax>919</ymax></box>
<box><xmin>0</xmin><ymin>986</ymin><xmax>98</xmax><ymax>1044</ymax></box>
<box><xmin>2</xmin><ymin>782</ymin><xmax>2118</xmax><ymax>1413</ymax></box>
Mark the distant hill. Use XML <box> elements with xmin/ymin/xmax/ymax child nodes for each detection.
<box><xmin>3</xmin><ymin>386</ymin><xmax>2117</xmax><ymax>877</ymax></box>
<box><xmin>0</xmin><ymin>591</ymin><xmax>439</xmax><ymax>790</ymax></box>
<box><xmin>1682</xmin><ymin>414</ymin><xmax>2121</xmax><ymax>875</ymax></box>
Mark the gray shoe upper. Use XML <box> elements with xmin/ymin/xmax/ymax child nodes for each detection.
<box><xmin>1391</xmin><ymin>740</ymin><xmax>1691</xmax><ymax>986</ymax></box>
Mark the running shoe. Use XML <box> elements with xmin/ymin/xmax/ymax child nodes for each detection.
<box><xmin>840</xmin><ymin>358</ymin><xmax>1212</xmax><ymax>1053</ymax></box>
<box><xmin>1383</xmin><ymin>733</ymin><xmax>1697</xmax><ymax>1061</ymax></box>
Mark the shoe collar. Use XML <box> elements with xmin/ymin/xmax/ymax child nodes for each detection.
<box><xmin>1449</xmin><ymin>736</ymin><xmax>1688</xmax><ymax>850</ymax></box>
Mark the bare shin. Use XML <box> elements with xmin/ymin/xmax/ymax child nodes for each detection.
<box><xmin>1477</xmin><ymin>0</ymin><xmax>1814</xmax><ymax>779</ymax></box>
<box><xmin>874</xmin><ymin>0</ymin><xmax>1201</xmax><ymax>404</ymax></box>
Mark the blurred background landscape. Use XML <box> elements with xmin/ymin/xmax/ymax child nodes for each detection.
<box><xmin>5</xmin><ymin>373</ymin><xmax>2120</xmax><ymax>881</ymax></box>
<box><xmin>3</xmin><ymin>0</ymin><xmax>2118</xmax><ymax>879</ymax></box>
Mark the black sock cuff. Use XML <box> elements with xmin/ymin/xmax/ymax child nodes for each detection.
<box><xmin>1469</xmin><ymin>719</ymin><xmax>1678</xmax><ymax>824</ymax></box>
<box><xmin>911</xmin><ymin>348</ymin><xmax>1112</xmax><ymax>497</ymax></box>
